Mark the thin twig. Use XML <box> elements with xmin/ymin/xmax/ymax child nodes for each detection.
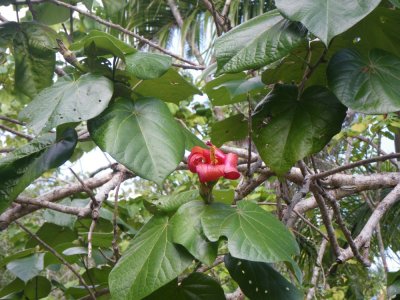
<box><xmin>0</xmin><ymin>115</ymin><xmax>25</xmax><ymax>126</ymax></box>
<box><xmin>293</xmin><ymin>209</ymin><xmax>329</xmax><ymax>241</ymax></box>
<box><xmin>306</xmin><ymin>239</ymin><xmax>328</xmax><ymax>300</ymax></box>
<box><xmin>112</xmin><ymin>183</ymin><xmax>121</xmax><ymax>261</ymax></box>
<box><xmin>15</xmin><ymin>220</ymin><xmax>97</xmax><ymax>300</ymax></box>
<box><xmin>0</xmin><ymin>124</ymin><xmax>32</xmax><ymax>140</ymax></box>
<box><xmin>196</xmin><ymin>255</ymin><xmax>224</xmax><ymax>273</ymax></box>
<box><xmin>311</xmin><ymin>153</ymin><xmax>400</xmax><ymax>180</ymax></box>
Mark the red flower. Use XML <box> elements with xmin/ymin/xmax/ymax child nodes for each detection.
<box><xmin>188</xmin><ymin>142</ymin><xmax>240</xmax><ymax>182</ymax></box>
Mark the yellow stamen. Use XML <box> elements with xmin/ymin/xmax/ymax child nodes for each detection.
<box><xmin>210</xmin><ymin>145</ymin><xmax>218</xmax><ymax>165</ymax></box>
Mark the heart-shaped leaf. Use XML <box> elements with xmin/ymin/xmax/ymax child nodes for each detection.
<box><xmin>125</xmin><ymin>52</ymin><xmax>172</xmax><ymax>79</ymax></box>
<box><xmin>211</xmin><ymin>114</ymin><xmax>248</xmax><ymax>147</ymax></box>
<box><xmin>201</xmin><ymin>201</ymin><xmax>299</xmax><ymax>265</ymax></box>
<box><xmin>145</xmin><ymin>190</ymin><xmax>200</xmax><ymax>214</ymax></box>
<box><xmin>108</xmin><ymin>216</ymin><xmax>193</xmax><ymax>300</ymax></box>
<box><xmin>327</xmin><ymin>48</ymin><xmax>400</xmax><ymax>114</ymax></box>
<box><xmin>252</xmin><ymin>84</ymin><xmax>346</xmax><ymax>175</ymax></box>
<box><xmin>0</xmin><ymin>128</ymin><xmax>77</xmax><ymax>214</ymax></box>
<box><xmin>70</xmin><ymin>30</ymin><xmax>136</xmax><ymax>60</ymax></box>
<box><xmin>225</xmin><ymin>254</ymin><xmax>303</xmax><ymax>300</ymax></box>
<box><xmin>215</xmin><ymin>10</ymin><xmax>306</xmax><ymax>74</ymax></box>
<box><xmin>133</xmin><ymin>69</ymin><xmax>201</xmax><ymax>104</ymax></box>
<box><xmin>88</xmin><ymin>97</ymin><xmax>185</xmax><ymax>185</ymax></box>
<box><xmin>24</xmin><ymin>276</ymin><xmax>52</xmax><ymax>299</ymax></box>
<box><xmin>19</xmin><ymin>74</ymin><xmax>113</xmax><ymax>133</ymax></box>
<box><xmin>0</xmin><ymin>22</ymin><xmax>58</xmax><ymax>99</ymax></box>
<box><xmin>332</xmin><ymin>7</ymin><xmax>400</xmax><ymax>59</ymax></box>
<box><xmin>7</xmin><ymin>253</ymin><xmax>44</xmax><ymax>283</ymax></box>
<box><xmin>276</xmin><ymin>0</ymin><xmax>380</xmax><ymax>46</ymax></box>
<box><xmin>145</xmin><ymin>273</ymin><xmax>225</xmax><ymax>300</ymax></box>
<box><xmin>171</xmin><ymin>201</ymin><xmax>218</xmax><ymax>265</ymax></box>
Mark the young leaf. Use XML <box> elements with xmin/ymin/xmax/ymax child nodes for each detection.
<box><xmin>108</xmin><ymin>216</ymin><xmax>193</xmax><ymax>300</ymax></box>
<box><xmin>145</xmin><ymin>190</ymin><xmax>200</xmax><ymax>214</ymax></box>
<box><xmin>70</xmin><ymin>30</ymin><xmax>136</xmax><ymax>60</ymax></box>
<box><xmin>19</xmin><ymin>73</ymin><xmax>113</xmax><ymax>133</ymax></box>
<box><xmin>201</xmin><ymin>201</ymin><xmax>299</xmax><ymax>265</ymax></box>
<box><xmin>9</xmin><ymin>22</ymin><xmax>58</xmax><ymax>99</ymax></box>
<box><xmin>171</xmin><ymin>200</ymin><xmax>218</xmax><ymax>265</ymax></box>
<box><xmin>215</xmin><ymin>10</ymin><xmax>306</xmax><ymax>74</ymax></box>
<box><xmin>327</xmin><ymin>48</ymin><xmax>400</xmax><ymax>114</ymax></box>
<box><xmin>133</xmin><ymin>69</ymin><xmax>201</xmax><ymax>104</ymax></box>
<box><xmin>224</xmin><ymin>254</ymin><xmax>303</xmax><ymax>300</ymax></box>
<box><xmin>125</xmin><ymin>52</ymin><xmax>172</xmax><ymax>79</ymax></box>
<box><xmin>88</xmin><ymin>97</ymin><xmax>185</xmax><ymax>185</ymax></box>
<box><xmin>252</xmin><ymin>84</ymin><xmax>346</xmax><ymax>175</ymax></box>
<box><xmin>276</xmin><ymin>0</ymin><xmax>380</xmax><ymax>46</ymax></box>
<box><xmin>0</xmin><ymin>128</ymin><xmax>78</xmax><ymax>214</ymax></box>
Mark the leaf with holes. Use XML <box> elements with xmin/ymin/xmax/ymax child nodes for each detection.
<box><xmin>108</xmin><ymin>216</ymin><xmax>193</xmax><ymax>299</ymax></box>
<box><xmin>327</xmin><ymin>48</ymin><xmax>400</xmax><ymax>114</ymax></box>
<box><xmin>225</xmin><ymin>254</ymin><xmax>303</xmax><ymax>300</ymax></box>
<box><xmin>0</xmin><ymin>129</ymin><xmax>77</xmax><ymax>214</ymax></box>
<box><xmin>215</xmin><ymin>10</ymin><xmax>306</xmax><ymax>74</ymax></box>
<box><xmin>125</xmin><ymin>52</ymin><xmax>172</xmax><ymax>79</ymax></box>
<box><xmin>171</xmin><ymin>201</ymin><xmax>218</xmax><ymax>265</ymax></box>
<box><xmin>252</xmin><ymin>84</ymin><xmax>346</xmax><ymax>175</ymax></box>
<box><xmin>276</xmin><ymin>0</ymin><xmax>380</xmax><ymax>45</ymax></box>
<box><xmin>88</xmin><ymin>97</ymin><xmax>185</xmax><ymax>185</ymax></box>
<box><xmin>19</xmin><ymin>73</ymin><xmax>113</xmax><ymax>133</ymax></box>
<box><xmin>201</xmin><ymin>201</ymin><xmax>299</xmax><ymax>266</ymax></box>
<box><xmin>145</xmin><ymin>273</ymin><xmax>225</xmax><ymax>300</ymax></box>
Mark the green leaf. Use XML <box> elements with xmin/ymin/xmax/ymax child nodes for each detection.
<box><xmin>145</xmin><ymin>190</ymin><xmax>200</xmax><ymax>214</ymax></box>
<box><xmin>212</xmin><ymin>189</ymin><xmax>234</xmax><ymax>205</ymax></box>
<box><xmin>24</xmin><ymin>276</ymin><xmax>52</xmax><ymax>299</ymax></box>
<box><xmin>327</xmin><ymin>48</ymin><xmax>400</xmax><ymax>114</ymax></box>
<box><xmin>0</xmin><ymin>129</ymin><xmax>77</xmax><ymax>213</ymax></box>
<box><xmin>225</xmin><ymin>254</ymin><xmax>303</xmax><ymax>300</ymax></box>
<box><xmin>201</xmin><ymin>201</ymin><xmax>299</xmax><ymax>264</ymax></box>
<box><xmin>88</xmin><ymin>97</ymin><xmax>185</xmax><ymax>185</ymax></box>
<box><xmin>276</xmin><ymin>0</ymin><xmax>380</xmax><ymax>46</ymax></box>
<box><xmin>0</xmin><ymin>278</ymin><xmax>24</xmax><ymax>298</ymax></box>
<box><xmin>215</xmin><ymin>10</ymin><xmax>306</xmax><ymax>74</ymax></box>
<box><xmin>133</xmin><ymin>69</ymin><xmax>201</xmax><ymax>104</ymax></box>
<box><xmin>0</xmin><ymin>248</ymin><xmax>36</xmax><ymax>268</ymax></box>
<box><xmin>145</xmin><ymin>273</ymin><xmax>225</xmax><ymax>300</ymax></box>
<box><xmin>125</xmin><ymin>52</ymin><xmax>172</xmax><ymax>80</ymax></box>
<box><xmin>35</xmin><ymin>3</ymin><xmax>70</xmax><ymax>25</ymax></box>
<box><xmin>62</xmin><ymin>247</ymin><xmax>88</xmax><ymax>256</ymax></box>
<box><xmin>102</xmin><ymin>0</ymin><xmax>127</xmax><ymax>16</ymax></box>
<box><xmin>252</xmin><ymin>84</ymin><xmax>346</xmax><ymax>175</ymax></box>
<box><xmin>211</xmin><ymin>114</ymin><xmax>248</xmax><ymax>147</ymax></box>
<box><xmin>11</xmin><ymin>22</ymin><xmax>57</xmax><ymax>99</ymax></box>
<box><xmin>7</xmin><ymin>253</ymin><xmax>44</xmax><ymax>282</ymax></box>
<box><xmin>43</xmin><ymin>198</ymin><xmax>77</xmax><ymax>229</ymax></box>
<box><xmin>82</xmin><ymin>266</ymin><xmax>111</xmax><ymax>286</ymax></box>
<box><xmin>108</xmin><ymin>216</ymin><xmax>193</xmax><ymax>300</ymax></box>
<box><xmin>203</xmin><ymin>73</ymin><xmax>268</xmax><ymax>106</ymax></box>
<box><xmin>171</xmin><ymin>201</ymin><xmax>218</xmax><ymax>265</ymax></box>
<box><xmin>261</xmin><ymin>42</ymin><xmax>326</xmax><ymax>86</ymax></box>
<box><xmin>19</xmin><ymin>73</ymin><xmax>113</xmax><ymax>133</ymax></box>
<box><xmin>26</xmin><ymin>223</ymin><xmax>78</xmax><ymax>248</ymax></box>
<box><xmin>388</xmin><ymin>270</ymin><xmax>400</xmax><ymax>298</ymax></box>
<box><xmin>180</xmin><ymin>125</ymin><xmax>206</xmax><ymax>150</ymax></box>
<box><xmin>333</xmin><ymin>7</ymin><xmax>400</xmax><ymax>59</ymax></box>
<box><xmin>70</xmin><ymin>30</ymin><xmax>135</xmax><ymax>60</ymax></box>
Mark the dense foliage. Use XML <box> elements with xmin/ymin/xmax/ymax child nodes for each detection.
<box><xmin>1</xmin><ymin>0</ymin><xmax>400</xmax><ymax>299</ymax></box>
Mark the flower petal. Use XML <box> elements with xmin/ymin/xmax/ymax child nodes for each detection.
<box><xmin>188</xmin><ymin>153</ymin><xmax>204</xmax><ymax>173</ymax></box>
<box><xmin>196</xmin><ymin>164</ymin><xmax>225</xmax><ymax>182</ymax></box>
<box><xmin>224</xmin><ymin>153</ymin><xmax>240</xmax><ymax>180</ymax></box>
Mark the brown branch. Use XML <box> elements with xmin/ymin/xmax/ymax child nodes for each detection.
<box><xmin>15</xmin><ymin>220</ymin><xmax>97</xmax><ymax>300</ymax></box>
<box><xmin>112</xmin><ymin>183</ymin><xmax>121</xmax><ymax>261</ymax></box>
<box><xmin>354</xmin><ymin>135</ymin><xmax>398</xmax><ymax>168</ymax></box>
<box><xmin>196</xmin><ymin>255</ymin><xmax>224</xmax><ymax>273</ymax></box>
<box><xmin>311</xmin><ymin>153</ymin><xmax>400</xmax><ymax>180</ymax></box>
<box><xmin>311</xmin><ymin>187</ymin><xmax>342</xmax><ymax>258</ymax></box>
<box><xmin>338</xmin><ymin>181</ymin><xmax>400</xmax><ymax>262</ymax></box>
<box><xmin>306</xmin><ymin>239</ymin><xmax>328</xmax><ymax>300</ymax></box>
<box><xmin>41</xmin><ymin>0</ymin><xmax>197</xmax><ymax>66</ymax></box>
<box><xmin>0</xmin><ymin>124</ymin><xmax>32</xmax><ymax>140</ymax></box>
<box><xmin>0</xmin><ymin>115</ymin><xmax>25</xmax><ymax>126</ymax></box>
